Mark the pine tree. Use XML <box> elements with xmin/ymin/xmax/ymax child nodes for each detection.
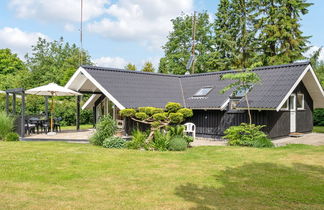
<box><xmin>212</xmin><ymin>0</ymin><xmax>236</xmax><ymax>71</ymax></box>
<box><xmin>214</xmin><ymin>0</ymin><xmax>260</xmax><ymax>70</ymax></box>
<box><xmin>159</xmin><ymin>12</ymin><xmax>213</xmax><ymax>75</ymax></box>
<box><xmin>141</xmin><ymin>62</ymin><xmax>155</xmax><ymax>72</ymax></box>
<box><xmin>256</xmin><ymin>0</ymin><xmax>312</xmax><ymax>65</ymax></box>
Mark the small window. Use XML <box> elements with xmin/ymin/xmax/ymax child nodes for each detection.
<box><xmin>297</xmin><ymin>93</ymin><xmax>304</xmax><ymax>110</ymax></box>
<box><xmin>194</xmin><ymin>87</ymin><xmax>213</xmax><ymax>97</ymax></box>
<box><xmin>281</xmin><ymin>100</ymin><xmax>289</xmax><ymax>110</ymax></box>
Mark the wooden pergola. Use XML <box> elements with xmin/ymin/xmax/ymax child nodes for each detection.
<box><xmin>5</xmin><ymin>88</ymin><xmax>81</xmax><ymax>138</ymax></box>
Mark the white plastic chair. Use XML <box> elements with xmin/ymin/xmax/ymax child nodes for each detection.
<box><xmin>184</xmin><ymin>122</ymin><xmax>196</xmax><ymax>140</ymax></box>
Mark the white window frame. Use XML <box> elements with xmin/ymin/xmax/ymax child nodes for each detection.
<box><xmin>297</xmin><ymin>93</ymin><xmax>305</xmax><ymax>110</ymax></box>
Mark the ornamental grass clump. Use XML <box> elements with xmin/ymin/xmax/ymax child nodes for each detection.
<box><xmin>0</xmin><ymin>111</ymin><xmax>14</xmax><ymax>140</ymax></box>
<box><xmin>90</xmin><ymin>115</ymin><xmax>117</xmax><ymax>146</ymax></box>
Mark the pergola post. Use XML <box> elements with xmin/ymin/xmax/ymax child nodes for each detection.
<box><xmin>5</xmin><ymin>92</ymin><xmax>9</xmax><ymax>115</ymax></box>
<box><xmin>45</xmin><ymin>96</ymin><xmax>49</xmax><ymax>119</ymax></box>
<box><xmin>76</xmin><ymin>95</ymin><xmax>81</xmax><ymax>131</ymax></box>
<box><xmin>21</xmin><ymin>91</ymin><xmax>25</xmax><ymax>138</ymax></box>
<box><xmin>93</xmin><ymin>106</ymin><xmax>96</xmax><ymax>127</ymax></box>
<box><xmin>12</xmin><ymin>93</ymin><xmax>16</xmax><ymax>115</ymax></box>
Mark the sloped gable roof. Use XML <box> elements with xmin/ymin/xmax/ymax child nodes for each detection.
<box><xmin>71</xmin><ymin>62</ymin><xmax>321</xmax><ymax>110</ymax></box>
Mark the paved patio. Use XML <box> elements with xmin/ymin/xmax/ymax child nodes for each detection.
<box><xmin>22</xmin><ymin>129</ymin><xmax>94</xmax><ymax>143</ymax></box>
<box><xmin>272</xmin><ymin>133</ymin><xmax>324</xmax><ymax>147</ymax></box>
<box><xmin>190</xmin><ymin>133</ymin><xmax>324</xmax><ymax>147</ymax></box>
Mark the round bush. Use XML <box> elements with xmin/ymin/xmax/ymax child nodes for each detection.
<box><xmin>5</xmin><ymin>132</ymin><xmax>19</xmax><ymax>141</ymax></box>
<box><xmin>168</xmin><ymin>137</ymin><xmax>187</xmax><ymax>151</ymax></box>
<box><xmin>103</xmin><ymin>136</ymin><xmax>126</xmax><ymax>149</ymax></box>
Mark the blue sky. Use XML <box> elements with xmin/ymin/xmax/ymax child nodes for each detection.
<box><xmin>0</xmin><ymin>0</ymin><xmax>323</xmax><ymax>69</ymax></box>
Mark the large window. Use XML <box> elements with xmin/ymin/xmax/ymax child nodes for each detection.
<box><xmin>297</xmin><ymin>93</ymin><xmax>304</xmax><ymax>110</ymax></box>
<box><xmin>194</xmin><ymin>87</ymin><xmax>213</xmax><ymax>97</ymax></box>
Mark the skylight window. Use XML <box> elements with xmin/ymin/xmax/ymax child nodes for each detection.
<box><xmin>194</xmin><ymin>87</ymin><xmax>213</xmax><ymax>97</ymax></box>
<box><xmin>232</xmin><ymin>86</ymin><xmax>252</xmax><ymax>97</ymax></box>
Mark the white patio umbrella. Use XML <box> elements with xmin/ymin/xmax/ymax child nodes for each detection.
<box><xmin>26</xmin><ymin>83</ymin><xmax>81</xmax><ymax>135</ymax></box>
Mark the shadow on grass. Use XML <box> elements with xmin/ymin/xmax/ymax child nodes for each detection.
<box><xmin>175</xmin><ymin>163</ymin><xmax>324</xmax><ymax>209</ymax></box>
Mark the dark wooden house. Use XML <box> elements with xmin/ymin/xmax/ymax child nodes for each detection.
<box><xmin>65</xmin><ymin>62</ymin><xmax>324</xmax><ymax>139</ymax></box>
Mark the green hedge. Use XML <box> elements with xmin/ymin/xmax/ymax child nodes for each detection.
<box><xmin>314</xmin><ymin>109</ymin><xmax>324</xmax><ymax>126</ymax></box>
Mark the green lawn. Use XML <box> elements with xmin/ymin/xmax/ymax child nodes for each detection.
<box><xmin>1</xmin><ymin>142</ymin><xmax>324</xmax><ymax>209</ymax></box>
<box><xmin>313</xmin><ymin>126</ymin><xmax>324</xmax><ymax>133</ymax></box>
<box><xmin>61</xmin><ymin>124</ymin><xmax>93</xmax><ymax>130</ymax></box>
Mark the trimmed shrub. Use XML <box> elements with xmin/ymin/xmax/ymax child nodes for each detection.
<box><xmin>153</xmin><ymin>113</ymin><xmax>167</xmax><ymax>121</ymax></box>
<box><xmin>165</xmin><ymin>102</ymin><xmax>181</xmax><ymax>113</ymax></box>
<box><xmin>168</xmin><ymin>137</ymin><xmax>187</xmax><ymax>151</ymax></box>
<box><xmin>5</xmin><ymin>132</ymin><xmax>19</xmax><ymax>141</ymax></box>
<box><xmin>177</xmin><ymin>108</ymin><xmax>193</xmax><ymax>118</ymax></box>
<box><xmin>0</xmin><ymin>111</ymin><xmax>14</xmax><ymax>140</ymax></box>
<box><xmin>90</xmin><ymin>115</ymin><xmax>117</xmax><ymax>146</ymax></box>
<box><xmin>151</xmin><ymin>130</ymin><xmax>170</xmax><ymax>151</ymax></box>
<box><xmin>135</xmin><ymin>112</ymin><xmax>148</xmax><ymax>120</ymax></box>
<box><xmin>224</xmin><ymin>123</ymin><xmax>270</xmax><ymax>147</ymax></box>
<box><xmin>252</xmin><ymin>137</ymin><xmax>274</xmax><ymax>148</ymax></box>
<box><xmin>169</xmin><ymin>112</ymin><xmax>184</xmax><ymax>124</ymax></box>
<box><xmin>119</xmin><ymin>109</ymin><xmax>136</xmax><ymax>117</ymax></box>
<box><xmin>127</xmin><ymin>129</ymin><xmax>148</xmax><ymax>149</ymax></box>
<box><xmin>103</xmin><ymin>137</ymin><xmax>126</xmax><ymax>149</ymax></box>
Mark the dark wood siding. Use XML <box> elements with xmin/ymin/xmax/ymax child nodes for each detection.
<box><xmin>295</xmin><ymin>82</ymin><xmax>313</xmax><ymax>133</ymax></box>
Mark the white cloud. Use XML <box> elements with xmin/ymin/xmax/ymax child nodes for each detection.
<box><xmin>64</xmin><ymin>23</ymin><xmax>77</xmax><ymax>32</ymax></box>
<box><xmin>8</xmin><ymin>0</ymin><xmax>109</xmax><ymax>22</ymax></box>
<box><xmin>305</xmin><ymin>46</ymin><xmax>324</xmax><ymax>62</ymax></box>
<box><xmin>87</xmin><ymin>0</ymin><xmax>193</xmax><ymax>50</ymax></box>
<box><xmin>93</xmin><ymin>56</ymin><xmax>128</xmax><ymax>68</ymax></box>
<box><xmin>0</xmin><ymin>27</ymin><xmax>49</xmax><ymax>58</ymax></box>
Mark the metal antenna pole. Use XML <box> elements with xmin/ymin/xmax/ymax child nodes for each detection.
<box><xmin>191</xmin><ymin>11</ymin><xmax>197</xmax><ymax>74</ymax></box>
<box><xmin>80</xmin><ymin>0</ymin><xmax>83</xmax><ymax>66</ymax></box>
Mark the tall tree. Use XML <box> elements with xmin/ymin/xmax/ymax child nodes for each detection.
<box><xmin>141</xmin><ymin>62</ymin><xmax>155</xmax><ymax>72</ymax></box>
<box><xmin>214</xmin><ymin>0</ymin><xmax>260</xmax><ymax>70</ymax></box>
<box><xmin>0</xmin><ymin>49</ymin><xmax>28</xmax><ymax>90</ymax></box>
<box><xmin>25</xmin><ymin>37</ymin><xmax>92</xmax><ymax>87</ymax></box>
<box><xmin>125</xmin><ymin>63</ymin><xmax>137</xmax><ymax>71</ymax></box>
<box><xmin>256</xmin><ymin>0</ymin><xmax>312</xmax><ymax>65</ymax></box>
<box><xmin>209</xmin><ymin>0</ymin><xmax>233</xmax><ymax>71</ymax></box>
<box><xmin>159</xmin><ymin>12</ymin><xmax>214</xmax><ymax>75</ymax></box>
<box><xmin>0</xmin><ymin>49</ymin><xmax>25</xmax><ymax>75</ymax></box>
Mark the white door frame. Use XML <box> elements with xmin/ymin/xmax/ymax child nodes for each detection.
<box><xmin>289</xmin><ymin>94</ymin><xmax>296</xmax><ymax>133</ymax></box>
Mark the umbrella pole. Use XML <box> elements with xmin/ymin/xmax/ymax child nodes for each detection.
<box><xmin>51</xmin><ymin>93</ymin><xmax>54</xmax><ymax>132</ymax></box>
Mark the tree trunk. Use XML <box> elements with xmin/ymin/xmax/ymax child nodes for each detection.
<box><xmin>245</xmin><ymin>94</ymin><xmax>252</xmax><ymax>126</ymax></box>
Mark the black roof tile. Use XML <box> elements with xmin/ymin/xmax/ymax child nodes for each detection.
<box><xmin>82</xmin><ymin>61</ymin><xmax>310</xmax><ymax>109</ymax></box>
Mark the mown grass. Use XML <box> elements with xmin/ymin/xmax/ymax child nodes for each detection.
<box><xmin>313</xmin><ymin>126</ymin><xmax>324</xmax><ymax>133</ymax></box>
<box><xmin>61</xmin><ymin>124</ymin><xmax>93</xmax><ymax>130</ymax></box>
<box><xmin>0</xmin><ymin>142</ymin><xmax>324</xmax><ymax>209</ymax></box>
